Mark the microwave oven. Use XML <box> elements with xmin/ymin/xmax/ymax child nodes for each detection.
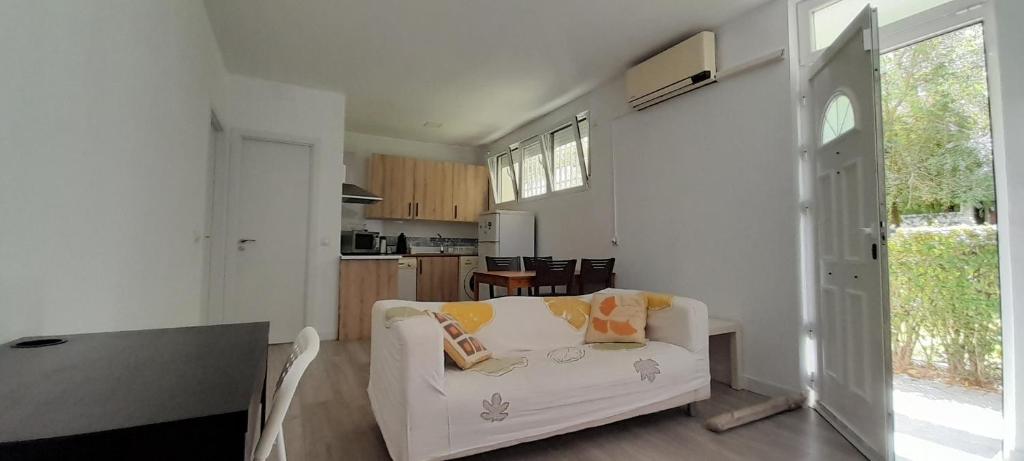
<box><xmin>341</xmin><ymin>230</ymin><xmax>380</xmax><ymax>254</ymax></box>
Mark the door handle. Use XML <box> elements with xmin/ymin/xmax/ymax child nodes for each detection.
<box><xmin>454</xmin><ymin>205</ymin><xmax>458</xmax><ymax>219</ymax></box>
<box><xmin>415</xmin><ymin>202</ymin><xmax>419</xmax><ymax>217</ymax></box>
<box><xmin>238</xmin><ymin>239</ymin><xmax>256</xmax><ymax>244</ymax></box>
<box><xmin>871</xmin><ymin>243</ymin><xmax>878</xmax><ymax>260</ymax></box>
<box><xmin>408</xmin><ymin>202</ymin><xmax>412</xmax><ymax>217</ymax></box>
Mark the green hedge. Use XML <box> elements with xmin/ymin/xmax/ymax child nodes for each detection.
<box><xmin>889</xmin><ymin>225</ymin><xmax>1001</xmax><ymax>386</ymax></box>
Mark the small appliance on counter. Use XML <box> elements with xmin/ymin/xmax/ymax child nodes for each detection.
<box><xmin>395</xmin><ymin>233</ymin><xmax>409</xmax><ymax>255</ymax></box>
<box><xmin>341</xmin><ymin>229</ymin><xmax>381</xmax><ymax>254</ymax></box>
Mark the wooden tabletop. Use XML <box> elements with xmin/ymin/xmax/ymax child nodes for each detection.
<box><xmin>474</xmin><ymin>270</ymin><xmax>537</xmax><ymax>278</ymax></box>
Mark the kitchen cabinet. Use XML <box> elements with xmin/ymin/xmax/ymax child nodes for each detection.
<box><xmin>413</xmin><ymin>159</ymin><xmax>454</xmax><ymax>221</ymax></box>
<box><xmin>339</xmin><ymin>258</ymin><xmax>399</xmax><ymax>340</ymax></box>
<box><xmin>364</xmin><ymin>154</ymin><xmax>488</xmax><ymax>223</ymax></box>
<box><xmin>416</xmin><ymin>256</ymin><xmax>460</xmax><ymax>302</ymax></box>
<box><xmin>365</xmin><ymin>155</ymin><xmax>415</xmax><ymax>219</ymax></box>
<box><xmin>452</xmin><ymin>163</ymin><xmax>489</xmax><ymax>222</ymax></box>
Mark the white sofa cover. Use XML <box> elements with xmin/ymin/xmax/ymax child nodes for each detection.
<box><xmin>368</xmin><ymin>288</ymin><xmax>710</xmax><ymax>461</ymax></box>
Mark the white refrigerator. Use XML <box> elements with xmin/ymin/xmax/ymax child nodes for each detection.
<box><xmin>478</xmin><ymin>210</ymin><xmax>535</xmax><ymax>268</ymax></box>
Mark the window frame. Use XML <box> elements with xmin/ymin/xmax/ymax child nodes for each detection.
<box><xmin>576</xmin><ymin>111</ymin><xmax>591</xmax><ymax>178</ymax></box>
<box><xmin>488</xmin><ymin>150</ymin><xmax>519</xmax><ymax>204</ymax></box>
<box><xmin>797</xmin><ymin>0</ymin><xmax>985</xmax><ymax>65</ymax></box>
<box><xmin>543</xmin><ymin>117</ymin><xmax>590</xmax><ymax>195</ymax></box>
<box><xmin>511</xmin><ymin>135</ymin><xmax>551</xmax><ymax>202</ymax></box>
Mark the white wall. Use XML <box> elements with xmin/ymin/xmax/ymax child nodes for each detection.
<box><xmin>991</xmin><ymin>0</ymin><xmax>1024</xmax><ymax>457</ymax></box>
<box><xmin>224</xmin><ymin>75</ymin><xmax>346</xmax><ymax>340</ymax></box>
<box><xmin>344</xmin><ymin>131</ymin><xmax>482</xmax><ymax>239</ymax></box>
<box><xmin>486</xmin><ymin>0</ymin><xmax>802</xmax><ymax>394</ymax></box>
<box><xmin>0</xmin><ymin>0</ymin><xmax>229</xmax><ymax>343</ymax></box>
<box><xmin>0</xmin><ymin>2</ymin><xmax>348</xmax><ymax>344</ymax></box>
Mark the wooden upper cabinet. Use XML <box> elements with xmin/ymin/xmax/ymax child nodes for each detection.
<box><xmin>365</xmin><ymin>154</ymin><xmax>415</xmax><ymax>219</ymax></box>
<box><xmin>452</xmin><ymin>163</ymin><xmax>490</xmax><ymax>222</ymax></box>
<box><xmin>365</xmin><ymin>154</ymin><xmax>488</xmax><ymax>223</ymax></box>
<box><xmin>413</xmin><ymin>159</ymin><xmax>454</xmax><ymax>221</ymax></box>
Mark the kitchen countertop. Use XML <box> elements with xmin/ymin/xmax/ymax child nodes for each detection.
<box><xmin>407</xmin><ymin>253</ymin><xmax>477</xmax><ymax>257</ymax></box>
<box><xmin>339</xmin><ymin>254</ymin><xmax>404</xmax><ymax>260</ymax></box>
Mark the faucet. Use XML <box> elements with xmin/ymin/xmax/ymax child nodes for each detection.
<box><xmin>436</xmin><ymin>233</ymin><xmax>446</xmax><ymax>254</ymax></box>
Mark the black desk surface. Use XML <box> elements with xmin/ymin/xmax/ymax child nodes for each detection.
<box><xmin>0</xmin><ymin>322</ymin><xmax>269</xmax><ymax>444</ymax></box>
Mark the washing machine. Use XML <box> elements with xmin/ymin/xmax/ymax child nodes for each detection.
<box><xmin>458</xmin><ymin>256</ymin><xmax>480</xmax><ymax>300</ymax></box>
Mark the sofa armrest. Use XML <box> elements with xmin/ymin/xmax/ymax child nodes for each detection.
<box><xmin>646</xmin><ymin>296</ymin><xmax>709</xmax><ymax>358</ymax></box>
<box><xmin>368</xmin><ymin>302</ymin><xmax>449</xmax><ymax>461</ymax></box>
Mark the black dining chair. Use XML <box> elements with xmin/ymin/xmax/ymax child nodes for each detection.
<box><xmin>485</xmin><ymin>256</ymin><xmax>522</xmax><ymax>298</ymax></box>
<box><xmin>579</xmin><ymin>258</ymin><xmax>616</xmax><ymax>294</ymax></box>
<box><xmin>533</xmin><ymin>259</ymin><xmax>578</xmax><ymax>296</ymax></box>
<box><xmin>522</xmin><ymin>256</ymin><xmax>553</xmax><ymax>295</ymax></box>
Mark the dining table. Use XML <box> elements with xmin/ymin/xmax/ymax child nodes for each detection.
<box><xmin>472</xmin><ymin>270</ymin><xmax>617</xmax><ymax>300</ymax></box>
<box><xmin>0</xmin><ymin>322</ymin><xmax>268</xmax><ymax>461</ymax></box>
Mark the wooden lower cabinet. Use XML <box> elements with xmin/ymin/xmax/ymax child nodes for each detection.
<box><xmin>339</xmin><ymin>259</ymin><xmax>398</xmax><ymax>341</ymax></box>
<box><xmin>416</xmin><ymin>257</ymin><xmax>460</xmax><ymax>302</ymax></box>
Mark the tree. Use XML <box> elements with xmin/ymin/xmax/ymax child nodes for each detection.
<box><xmin>880</xmin><ymin>25</ymin><xmax>994</xmax><ymax>223</ymax></box>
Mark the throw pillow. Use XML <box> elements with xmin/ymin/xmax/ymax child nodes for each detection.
<box><xmin>430</xmin><ymin>311</ymin><xmax>492</xmax><ymax>369</ymax></box>
<box><xmin>585</xmin><ymin>293</ymin><xmax>648</xmax><ymax>343</ymax></box>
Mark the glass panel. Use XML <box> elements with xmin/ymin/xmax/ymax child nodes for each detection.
<box><xmin>487</xmin><ymin>155</ymin><xmax>499</xmax><ymax>202</ymax></box>
<box><xmin>578</xmin><ymin>117</ymin><xmax>590</xmax><ymax>175</ymax></box>
<box><xmin>495</xmin><ymin>153</ymin><xmax>516</xmax><ymax>203</ymax></box>
<box><xmin>821</xmin><ymin>93</ymin><xmax>855</xmax><ymax>145</ymax></box>
<box><xmin>811</xmin><ymin>0</ymin><xmax>955</xmax><ymax>51</ymax></box>
<box><xmin>548</xmin><ymin>125</ymin><xmax>585</xmax><ymax>191</ymax></box>
<box><xmin>519</xmin><ymin>139</ymin><xmax>548</xmax><ymax>198</ymax></box>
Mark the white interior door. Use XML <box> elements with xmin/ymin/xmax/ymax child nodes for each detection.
<box><xmin>224</xmin><ymin>134</ymin><xmax>312</xmax><ymax>344</ymax></box>
<box><xmin>809</xmin><ymin>6</ymin><xmax>893</xmax><ymax>460</ymax></box>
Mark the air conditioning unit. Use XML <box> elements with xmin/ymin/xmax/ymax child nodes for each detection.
<box><xmin>626</xmin><ymin>31</ymin><xmax>717</xmax><ymax>110</ymax></box>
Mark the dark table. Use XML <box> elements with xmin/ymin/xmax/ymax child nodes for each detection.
<box><xmin>0</xmin><ymin>322</ymin><xmax>269</xmax><ymax>461</ymax></box>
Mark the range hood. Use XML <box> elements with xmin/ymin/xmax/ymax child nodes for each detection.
<box><xmin>342</xmin><ymin>183</ymin><xmax>382</xmax><ymax>204</ymax></box>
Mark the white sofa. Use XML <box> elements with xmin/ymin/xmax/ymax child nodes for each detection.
<box><xmin>368</xmin><ymin>288</ymin><xmax>710</xmax><ymax>461</ymax></box>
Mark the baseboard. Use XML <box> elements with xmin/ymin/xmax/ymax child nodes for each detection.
<box><xmin>742</xmin><ymin>375</ymin><xmax>801</xmax><ymax>397</ymax></box>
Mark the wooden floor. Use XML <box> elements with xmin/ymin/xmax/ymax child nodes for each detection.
<box><xmin>269</xmin><ymin>341</ymin><xmax>865</xmax><ymax>461</ymax></box>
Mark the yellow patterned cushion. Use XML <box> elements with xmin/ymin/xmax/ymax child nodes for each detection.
<box><xmin>585</xmin><ymin>293</ymin><xmax>648</xmax><ymax>343</ymax></box>
<box><xmin>430</xmin><ymin>311</ymin><xmax>491</xmax><ymax>369</ymax></box>
<box><xmin>644</xmin><ymin>292</ymin><xmax>674</xmax><ymax>311</ymax></box>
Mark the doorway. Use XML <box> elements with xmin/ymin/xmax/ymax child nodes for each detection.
<box><xmin>219</xmin><ymin>132</ymin><xmax>315</xmax><ymax>344</ymax></box>
<box><xmin>880</xmin><ymin>23</ymin><xmax>1003</xmax><ymax>460</ymax></box>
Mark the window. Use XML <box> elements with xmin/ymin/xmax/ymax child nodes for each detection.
<box><xmin>577</xmin><ymin>112</ymin><xmax>590</xmax><ymax>175</ymax></box>
<box><xmin>518</xmin><ymin>137</ymin><xmax>548</xmax><ymax>198</ymax></box>
<box><xmin>547</xmin><ymin>122</ymin><xmax>586</xmax><ymax>192</ymax></box>
<box><xmin>798</xmin><ymin>0</ymin><xmax>959</xmax><ymax>64</ymax></box>
<box><xmin>821</xmin><ymin>92</ymin><xmax>855</xmax><ymax>145</ymax></box>
<box><xmin>489</xmin><ymin>153</ymin><xmax>517</xmax><ymax>204</ymax></box>
<box><xmin>486</xmin><ymin>110</ymin><xmax>591</xmax><ymax>203</ymax></box>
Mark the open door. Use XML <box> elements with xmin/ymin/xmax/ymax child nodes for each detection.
<box><xmin>809</xmin><ymin>6</ymin><xmax>893</xmax><ymax>460</ymax></box>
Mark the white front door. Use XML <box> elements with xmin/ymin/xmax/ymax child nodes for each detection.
<box><xmin>810</xmin><ymin>6</ymin><xmax>893</xmax><ymax>460</ymax></box>
<box><xmin>224</xmin><ymin>134</ymin><xmax>312</xmax><ymax>344</ymax></box>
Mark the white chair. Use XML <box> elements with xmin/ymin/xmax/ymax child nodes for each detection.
<box><xmin>253</xmin><ymin>327</ymin><xmax>320</xmax><ymax>461</ymax></box>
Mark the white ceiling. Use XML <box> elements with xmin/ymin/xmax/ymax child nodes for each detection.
<box><xmin>204</xmin><ymin>0</ymin><xmax>769</xmax><ymax>146</ymax></box>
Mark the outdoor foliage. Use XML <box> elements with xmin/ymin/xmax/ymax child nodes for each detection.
<box><xmin>889</xmin><ymin>226</ymin><xmax>1001</xmax><ymax>387</ymax></box>
<box><xmin>881</xmin><ymin>25</ymin><xmax>994</xmax><ymax>224</ymax></box>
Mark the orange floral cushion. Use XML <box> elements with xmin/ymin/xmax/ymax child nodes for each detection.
<box><xmin>585</xmin><ymin>293</ymin><xmax>648</xmax><ymax>343</ymax></box>
<box><xmin>430</xmin><ymin>311</ymin><xmax>492</xmax><ymax>369</ymax></box>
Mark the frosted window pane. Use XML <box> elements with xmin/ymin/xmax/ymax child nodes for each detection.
<box><xmin>519</xmin><ymin>140</ymin><xmax>548</xmax><ymax>198</ymax></box>
<box><xmin>549</xmin><ymin>126</ymin><xmax>584</xmax><ymax>191</ymax></box>
<box><xmin>822</xmin><ymin>93</ymin><xmax>855</xmax><ymax>145</ymax></box>
<box><xmin>812</xmin><ymin>0</ymin><xmax>955</xmax><ymax>51</ymax></box>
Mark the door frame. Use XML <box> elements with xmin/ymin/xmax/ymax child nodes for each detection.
<box><xmin>796</xmin><ymin>0</ymin><xmax>1017</xmax><ymax>456</ymax></box>
<box><xmin>207</xmin><ymin>129</ymin><xmax>319</xmax><ymax>335</ymax></box>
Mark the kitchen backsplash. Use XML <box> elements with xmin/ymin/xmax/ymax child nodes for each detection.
<box><xmin>385</xmin><ymin>235</ymin><xmax>478</xmax><ymax>249</ymax></box>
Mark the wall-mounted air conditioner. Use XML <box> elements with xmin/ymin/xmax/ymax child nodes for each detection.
<box><xmin>626</xmin><ymin>31</ymin><xmax>716</xmax><ymax>110</ymax></box>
